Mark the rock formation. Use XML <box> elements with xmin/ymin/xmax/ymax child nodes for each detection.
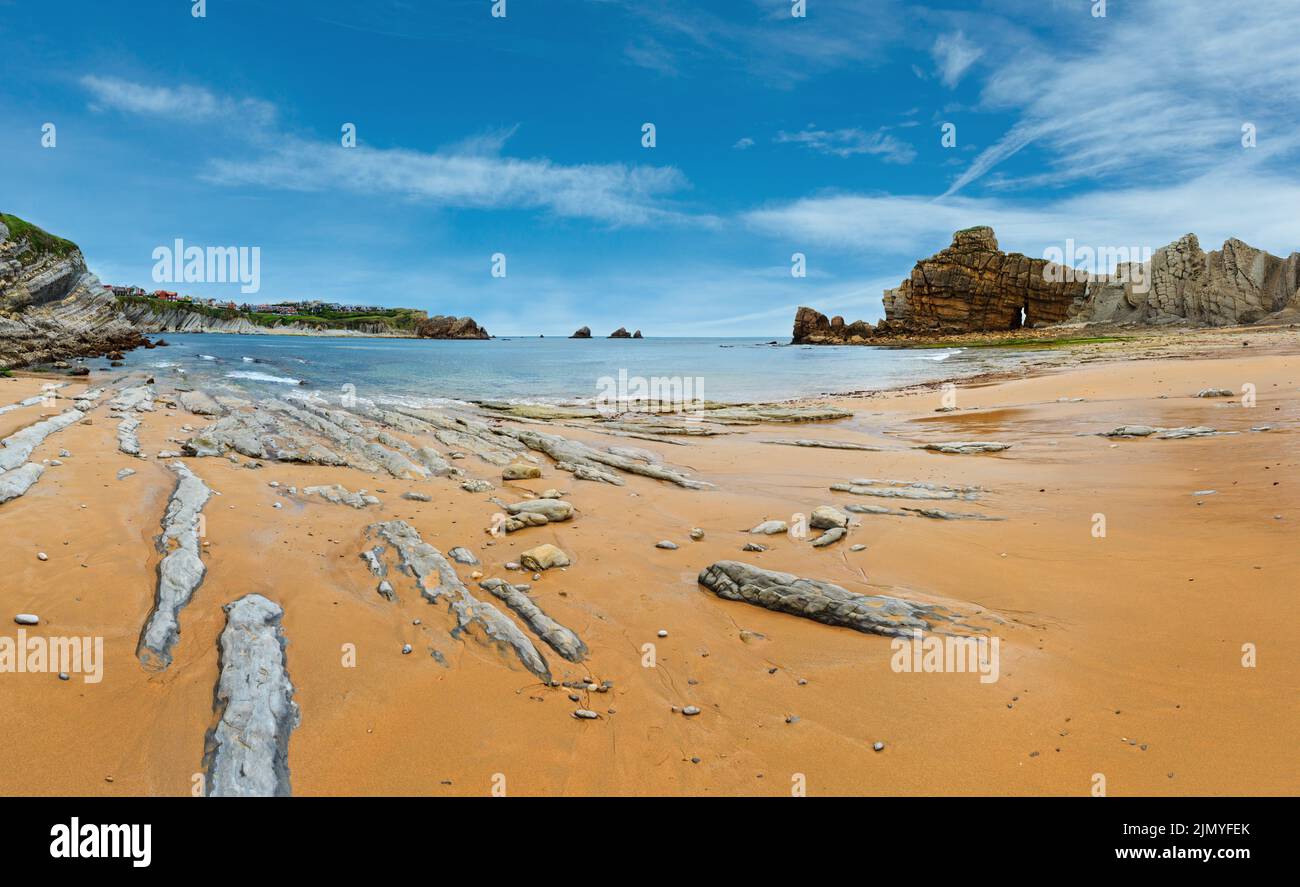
<box><xmin>203</xmin><ymin>594</ymin><xmax>299</xmax><ymax>797</ymax></box>
<box><xmin>414</xmin><ymin>314</ymin><xmax>490</xmax><ymax>340</ymax></box>
<box><xmin>697</xmin><ymin>561</ymin><xmax>949</xmax><ymax>637</ymax></box>
<box><xmin>570</xmin><ymin>326</ymin><xmax>592</xmax><ymax>338</ymax></box>
<box><xmin>793</xmin><ymin>226</ymin><xmax>1300</xmax><ymax>341</ymax></box>
<box><xmin>608</xmin><ymin>327</ymin><xmax>632</xmax><ymax>338</ymax></box>
<box><xmin>0</xmin><ymin>213</ymin><xmax>148</xmax><ymax>368</ymax></box>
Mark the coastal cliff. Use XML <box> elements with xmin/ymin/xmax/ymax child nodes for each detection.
<box><xmin>794</xmin><ymin>226</ymin><xmax>1300</xmax><ymax>343</ymax></box>
<box><xmin>0</xmin><ymin>212</ymin><xmax>489</xmax><ymax>368</ymax></box>
<box><xmin>0</xmin><ymin>214</ymin><xmax>147</xmax><ymax>369</ymax></box>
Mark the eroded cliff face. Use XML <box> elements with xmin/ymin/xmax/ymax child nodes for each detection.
<box><xmin>793</xmin><ymin>227</ymin><xmax>1300</xmax><ymax>343</ymax></box>
<box><xmin>884</xmin><ymin>227</ymin><xmax>1087</xmax><ymax>334</ymax></box>
<box><xmin>0</xmin><ymin>216</ymin><xmax>147</xmax><ymax>368</ymax></box>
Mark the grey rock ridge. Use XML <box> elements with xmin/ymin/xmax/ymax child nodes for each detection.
<box><xmin>479</xmin><ymin>578</ymin><xmax>588</xmax><ymax>662</ymax></box>
<box><xmin>366</xmin><ymin>520</ymin><xmax>553</xmax><ymax>679</ymax></box>
<box><xmin>0</xmin><ymin>213</ymin><xmax>148</xmax><ymax>368</ymax></box>
<box><xmin>203</xmin><ymin>594</ymin><xmax>299</xmax><ymax>797</ymax></box>
<box><xmin>0</xmin><ymin>212</ymin><xmax>489</xmax><ymax>368</ymax></box>
<box><xmin>792</xmin><ymin>226</ymin><xmax>1300</xmax><ymax>341</ymax></box>
<box><xmin>137</xmin><ymin>462</ymin><xmax>213</xmax><ymax>669</ymax></box>
<box><xmin>698</xmin><ymin>561</ymin><xmax>949</xmax><ymax>637</ymax></box>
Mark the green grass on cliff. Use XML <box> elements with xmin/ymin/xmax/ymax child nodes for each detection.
<box><xmin>116</xmin><ymin>294</ymin><xmax>428</xmax><ymax>332</ymax></box>
<box><xmin>1</xmin><ymin>213</ymin><xmax>79</xmax><ymax>258</ymax></box>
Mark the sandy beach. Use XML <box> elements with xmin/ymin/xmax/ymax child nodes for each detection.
<box><xmin>1</xmin><ymin>328</ymin><xmax>1295</xmax><ymax>797</ymax></box>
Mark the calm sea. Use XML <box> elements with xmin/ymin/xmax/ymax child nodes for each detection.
<box><xmin>94</xmin><ymin>333</ymin><xmax>1033</xmax><ymax>406</ymax></box>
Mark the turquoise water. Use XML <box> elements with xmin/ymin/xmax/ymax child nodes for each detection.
<box><xmin>98</xmin><ymin>333</ymin><xmax>997</xmax><ymax>405</ymax></box>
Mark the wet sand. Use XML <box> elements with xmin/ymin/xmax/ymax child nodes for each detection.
<box><xmin>1</xmin><ymin>330</ymin><xmax>1296</xmax><ymax>796</ymax></box>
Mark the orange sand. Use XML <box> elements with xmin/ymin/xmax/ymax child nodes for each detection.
<box><xmin>0</xmin><ymin>335</ymin><xmax>1295</xmax><ymax>796</ymax></box>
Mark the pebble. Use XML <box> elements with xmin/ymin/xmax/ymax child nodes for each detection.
<box><xmin>689</xmin><ymin>528</ymin><xmax>705</xmax><ymax>541</ymax></box>
<box><xmin>37</xmin><ymin>552</ymin><xmax>48</xmax><ymax>561</ymax></box>
<box><xmin>505</xmin><ymin>562</ymin><xmax>521</xmax><ymax>571</ymax></box>
<box><xmin>573</xmin><ymin>709</ymin><xmax>599</xmax><ymax>720</ymax></box>
<box><xmin>682</xmin><ymin>706</ymin><xmax>701</xmax><ymax>717</ymax></box>
<box><xmin>272</xmin><ymin>502</ymin><xmax>282</xmax><ymax>509</ymax></box>
<box><xmin>58</xmin><ymin>672</ymin><xmax>70</xmax><ymax>681</ymax></box>
<box><xmin>872</xmin><ymin>741</ymin><xmax>885</xmax><ymax>752</ymax></box>
<box><xmin>850</xmin><ymin>544</ymin><xmax>867</xmax><ymax>552</ymax></box>
<box><xmin>655</xmin><ymin>540</ymin><xmax>679</xmax><ymax>550</ymax></box>
<box><xmin>401</xmin><ymin>644</ymin><xmax>413</xmax><ymax>655</ymax></box>
<box><xmin>14</xmin><ymin>614</ymin><xmax>39</xmax><ymax>625</ymax></box>
<box><xmin>657</xmin><ymin>629</ymin><xmax>668</xmax><ymax>638</ymax></box>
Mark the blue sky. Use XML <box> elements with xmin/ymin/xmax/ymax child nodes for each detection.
<box><xmin>2</xmin><ymin>0</ymin><xmax>1298</xmax><ymax>335</ymax></box>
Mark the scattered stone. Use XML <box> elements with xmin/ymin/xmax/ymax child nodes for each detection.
<box><xmin>116</xmin><ymin>468</ymin><xmax>136</xmax><ymax>480</ymax></box>
<box><xmin>742</xmin><ymin>542</ymin><xmax>768</xmax><ymax>552</ymax></box>
<box><xmin>1195</xmin><ymin>388</ymin><xmax>1233</xmax><ymax>398</ymax></box>
<box><xmin>573</xmin><ymin>709</ymin><xmax>599</xmax><ymax>719</ymax></box>
<box><xmin>14</xmin><ymin>614</ymin><xmax>39</xmax><ymax>625</ymax></box>
<box><xmin>448</xmin><ymin>547</ymin><xmax>479</xmax><ymax>566</ymax></box>
<box><xmin>502</xmin><ymin>462</ymin><xmax>542</xmax><ymax>481</ymax></box>
<box><xmin>682</xmin><ymin>706</ymin><xmax>701</xmax><ymax>717</ymax></box>
<box><xmin>520</xmin><ymin>543</ymin><xmax>571</xmax><ymax>572</ymax></box>
<box><xmin>689</xmin><ymin>527</ymin><xmax>705</xmax><ymax>541</ymax></box>
<box><xmin>809</xmin><ymin>505</ymin><xmax>849</xmax><ymax>530</ymax></box>
<box><xmin>401</xmin><ymin>491</ymin><xmax>433</xmax><ymax>502</ymax></box>
<box><xmin>655</xmin><ymin>540</ymin><xmax>679</xmax><ymax>550</ymax></box>
<box><xmin>810</xmin><ymin>527</ymin><xmax>846</xmax><ymax>547</ymax></box>
<box><xmin>749</xmin><ymin>519</ymin><xmax>788</xmax><ymax>535</ymax></box>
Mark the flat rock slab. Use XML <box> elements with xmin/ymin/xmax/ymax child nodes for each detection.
<box><xmin>203</xmin><ymin>594</ymin><xmax>299</xmax><ymax>797</ymax></box>
<box><xmin>919</xmin><ymin>441</ymin><xmax>1012</xmax><ymax>454</ymax></box>
<box><xmin>698</xmin><ymin>561</ymin><xmax>947</xmax><ymax>638</ymax></box>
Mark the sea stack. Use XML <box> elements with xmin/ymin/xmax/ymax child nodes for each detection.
<box><xmin>570</xmin><ymin>326</ymin><xmax>591</xmax><ymax>338</ymax></box>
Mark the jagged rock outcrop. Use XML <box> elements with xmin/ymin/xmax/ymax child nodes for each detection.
<box><xmin>875</xmin><ymin>226</ymin><xmax>1087</xmax><ymax>337</ymax></box>
<box><xmin>570</xmin><ymin>326</ymin><xmax>592</xmax><ymax>338</ymax></box>
<box><xmin>203</xmin><ymin>594</ymin><xmax>299</xmax><ymax>797</ymax></box>
<box><xmin>793</xmin><ymin>226</ymin><xmax>1300</xmax><ymax>341</ymax></box>
<box><xmin>414</xmin><ymin>314</ymin><xmax>490</xmax><ymax>340</ymax></box>
<box><xmin>0</xmin><ymin>213</ymin><xmax>148</xmax><ymax>368</ymax></box>
<box><xmin>608</xmin><ymin>327</ymin><xmax>632</xmax><ymax>338</ymax></box>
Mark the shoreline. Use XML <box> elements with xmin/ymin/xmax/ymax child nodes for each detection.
<box><xmin>0</xmin><ymin>326</ymin><xmax>1295</xmax><ymax>795</ymax></box>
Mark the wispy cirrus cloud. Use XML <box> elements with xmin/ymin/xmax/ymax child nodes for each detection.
<box><xmin>775</xmin><ymin>127</ymin><xmax>916</xmax><ymax>164</ymax></box>
<box><xmin>80</xmin><ymin>75</ymin><xmax>276</xmax><ymax>125</ymax></box>
<box><xmin>930</xmin><ymin>31</ymin><xmax>982</xmax><ymax>88</ymax></box>
<box><xmin>78</xmin><ymin>75</ymin><xmax>702</xmax><ymax>227</ymax></box>
<box><xmin>944</xmin><ymin>0</ymin><xmax>1300</xmax><ymax>196</ymax></box>
<box><xmin>594</xmin><ymin>0</ymin><xmax>906</xmax><ymax>84</ymax></box>
<box><xmin>206</xmin><ymin>137</ymin><xmax>703</xmax><ymax>227</ymax></box>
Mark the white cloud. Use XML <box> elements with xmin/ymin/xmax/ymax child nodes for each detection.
<box><xmin>205</xmin><ymin>137</ymin><xmax>705</xmax><ymax>227</ymax></box>
<box><xmin>745</xmin><ymin>164</ymin><xmax>1300</xmax><ymax>261</ymax></box>
<box><xmin>80</xmin><ymin>75</ymin><xmax>275</xmax><ymax>126</ymax></box>
<box><xmin>945</xmin><ymin>0</ymin><xmax>1300</xmax><ymax>195</ymax></box>
<box><xmin>733</xmin><ymin>137</ymin><xmax>755</xmax><ymax>150</ymax></box>
<box><xmin>775</xmin><ymin>127</ymin><xmax>916</xmax><ymax>164</ymax></box>
<box><xmin>930</xmin><ymin>31</ymin><xmax>982</xmax><ymax>88</ymax></box>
